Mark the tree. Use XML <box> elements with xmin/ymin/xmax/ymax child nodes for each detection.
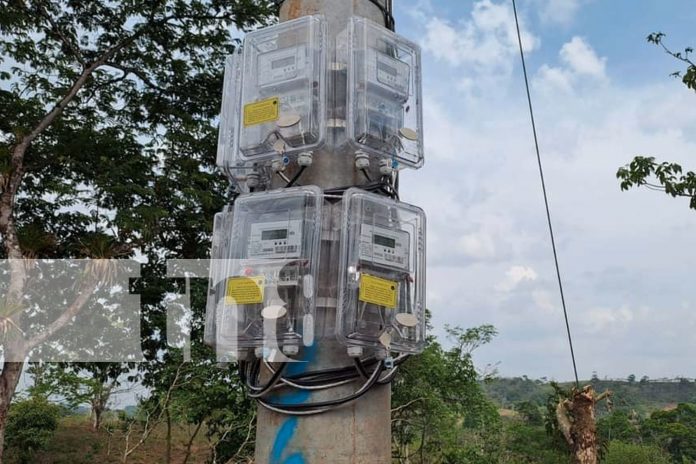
<box><xmin>28</xmin><ymin>362</ymin><xmax>134</xmax><ymax>431</ymax></box>
<box><xmin>391</xmin><ymin>322</ymin><xmax>501</xmax><ymax>463</ymax></box>
<box><xmin>138</xmin><ymin>347</ymin><xmax>256</xmax><ymax>464</ymax></box>
<box><xmin>0</xmin><ymin>0</ymin><xmax>276</xmax><ymax>459</ymax></box>
<box><xmin>597</xmin><ymin>410</ymin><xmax>641</xmax><ymax>444</ymax></box>
<box><xmin>547</xmin><ymin>383</ymin><xmax>612</xmax><ymax>464</ymax></box>
<box><xmin>602</xmin><ymin>441</ymin><xmax>671</xmax><ymax>464</ymax></box>
<box><xmin>617</xmin><ymin>33</ymin><xmax>696</xmax><ymax>209</ymax></box>
<box><xmin>515</xmin><ymin>400</ymin><xmax>544</xmax><ymax>426</ymax></box>
<box><xmin>4</xmin><ymin>397</ymin><xmax>60</xmax><ymax>464</ymax></box>
<box><xmin>642</xmin><ymin>403</ymin><xmax>696</xmax><ymax>462</ymax></box>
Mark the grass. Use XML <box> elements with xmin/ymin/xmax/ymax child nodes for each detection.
<box><xmin>6</xmin><ymin>414</ymin><xmax>212</xmax><ymax>464</ymax></box>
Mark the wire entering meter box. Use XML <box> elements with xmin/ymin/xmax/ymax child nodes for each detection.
<box><xmin>205</xmin><ymin>187</ymin><xmax>323</xmax><ymax>357</ymax></box>
<box><xmin>337</xmin><ymin>188</ymin><xmax>426</xmax><ymax>354</ymax></box>
<box><xmin>219</xmin><ymin>15</ymin><xmax>327</xmax><ymax>167</ymax></box>
<box><xmin>342</xmin><ymin>16</ymin><xmax>424</xmax><ymax>169</ymax></box>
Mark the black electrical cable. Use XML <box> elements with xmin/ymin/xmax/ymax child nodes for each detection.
<box><xmin>242</xmin><ymin>361</ymin><xmax>287</xmax><ymax>398</ymax></box>
<box><xmin>367</xmin><ymin>0</ymin><xmax>395</xmax><ymax>31</ymax></box>
<box><xmin>286</xmin><ymin>166</ymin><xmax>307</xmax><ymax>187</ymax></box>
<box><xmin>511</xmin><ymin>0</ymin><xmax>580</xmax><ymax>388</ymax></box>
<box><xmin>258</xmin><ymin>360</ymin><xmax>384</xmax><ymax>414</ymax></box>
<box><xmin>361</xmin><ymin>168</ymin><xmax>373</xmax><ymax>182</ymax></box>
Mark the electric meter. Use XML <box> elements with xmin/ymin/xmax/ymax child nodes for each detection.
<box><xmin>234</xmin><ymin>15</ymin><xmax>327</xmax><ymax>165</ymax></box>
<box><xmin>205</xmin><ymin>187</ymin><xmax>323</xmax><ymax>358</ymax></box>
<box><xmin>337</xmin><ymin>188</ymin><xmax>426</xmax><ymax>355</ymax></box>
<box><xmin>344</xmin><ymin>16</ymin><xmax>424</xmax><ymax>169</ymax></box>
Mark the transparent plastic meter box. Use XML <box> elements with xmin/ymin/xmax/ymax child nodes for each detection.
<box><xmin>337</xmin><ymin>189</ymin><xmax>426</xmax><ymax>355</ymax></box>
<box><xmin>346</xmin><ymin>16</ymin><xmax>424</xmax><ymax>169</ymax></box>
<box><xmin>217</xmin><ymin>51</ymin><xmax>243</xmax><ymax>180</ymax></box>
<box><xmin>205</xmin><ymin>187</ymin><xmax>323</xmax><ymax>358</ymax></box>
<box><xmin>235</xmin><ymin>15</ymin><xmax>327</xmax><ymax>164</ymax></box>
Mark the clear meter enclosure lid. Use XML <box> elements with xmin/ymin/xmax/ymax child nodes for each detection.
<box><xmin>337</xmin><ymin>188</ymin><xmax>426</xmax><ymax>354</ymax></box>
<box><xmin>346</xmin><ymin>16</ymin><xmax>424</xmax><ymax>169</ymax></box>
<box><xmin>236</xmin><ymin>15</ymin><xmax>327</xmax><ymax>164</ymax></box>
<box><xmin>205</xmin><ymin>187</ymin><xmax>323</xmax><ymax>355</ymax></box>
<box><xmin>217</xmin><ymin>51</ymin><xmax>243</xmax><ymax>177</ymax></box>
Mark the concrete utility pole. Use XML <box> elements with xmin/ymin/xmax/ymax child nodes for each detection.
<box><xmin>254</xmin><ymin>1</ymin><xmax>394</xmax><ymax>463</ymax></box>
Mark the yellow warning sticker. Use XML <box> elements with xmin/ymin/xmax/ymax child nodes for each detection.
<box><xmin>226</xmin><ymin>276</ymin><xmax>265</xmax><ymax>305</ymax></box>
<box><xmin>243</xmin><ymin>97</ymin><xmax>279</xmax><ymax>127</ymax></box>
<box><xmin>359</xmin><ymin>274</ymin><xmax>398</xmax><ymax>309</ymax></box>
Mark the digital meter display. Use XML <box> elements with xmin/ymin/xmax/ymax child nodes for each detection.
<box><xmin>377</xmin><ymin>61</ymin><xmax>398</xmax><ymax>77</ymax></box>
<box><xmin>249</xmin><ymin>220</ymin><xmax>302</xmax><ymax>259</ymax></box>
<box><xmin>373</xmin><ymin>234</ymin><xmax>396</xmax><ymax>249</ymax></box>
<box><xmin>262</xmin><ymin>229</ymin><xmax>288</xmax><ymax>240</ymax></box>
<box><xmin>257</xmin><ymin>45</ymin><xmax>307</xmax><ymax>88</ymax></box>
<box><xmin>369</xmin><ymin>49</ymin><xmax>411</xmax><ymax>99</ymax></box>
<box><xmin>273</xmin><ymin>56</ymin><xmax>295</xmax><ymax>70</ymax></box>
<box><xmin>359</xmin><ymin>224</ymin><xmax>409</xmax><ymax>270</ymax></box>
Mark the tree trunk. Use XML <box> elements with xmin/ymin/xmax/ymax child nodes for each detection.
<box><xmin>92</xmin><ymin>404</ymin><xmax>103</xmax><ymax>432</ymax></box>
<box><xmin>0</xmin><ymin>360</ymin><xmax>25</xmax><ymax>463</ymax></box>
<box><xmin>569</xmin><ymin>389</ymin><xmax>598</xmax><ymax>464</ymax></box>
<box><xmin>165</xmin><ymin>408</ymin><xmax>172</xmax><ymax>464</ymax></box>
<box><xmin>556</xmin><ymin>386</ymin><xmax>611</xmax><ymax>464</ymax></box>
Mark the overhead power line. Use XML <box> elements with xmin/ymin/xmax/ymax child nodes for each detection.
<box><xmin>511</xmin><ymin>0</ymin><xmax>580</xmax><ymax>388</ymax></box>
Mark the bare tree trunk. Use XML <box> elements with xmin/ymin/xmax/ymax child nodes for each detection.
<box><xmin>181</xmin><ymin>421</ymin><xmax>203</xmax><ymax>464</ymax></box>
<box><xmin>165</xmin><ymin>408</ymin><xmax>172</xmax><ymax>464</ymax></box>
<box><xmin>556</xmin><ymin>386</ymin><xmax>612</xmax><ymax>464</ymax></box>
<box><xmin>92</xmin><ymin>404</ymin><xmax>103</xmax><ymax>432</ymax></box>
<box><xmin>0</xmin><ymin>360</ymin><xmax>25</xmax><ymax>464</ymax></box>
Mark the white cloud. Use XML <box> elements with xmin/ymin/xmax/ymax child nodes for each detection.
<box><xmin>457</xmin><ymin>232</ymin><xmax>497</xmax><ymax>260</ymax></box>
<box><xmin>532</xmin><ymin>290</ymin><xmax>557</xmax><ymax>313</ymax></box>
<box><xmin>535</xmin><ymin>36</ymin><xmax>607</xmax><ymax>93</ymax></box>
<box><xmin>421</xmin><ymin>0</ymin><xmax>538</xmax><ymax>72</ymax></box>
<box><xmin>560</xmin><ymin>36</ymin><xmax>606</xmax><ymax>77</ymax></box>
<box><xmin>496</xmin><ymin>265</ymin><xmax>539</xmax><ymax>292</ymax></box>
<box><xmin>400</xmin><ymin>0</ymin><xmax>696</xmax><ymax>380</ymax></box>
<box><xmin>534</xmin><ymin>0</ymin><xmax>590</xmax><ymax>25</ymax></box>
<box><xmin>583</xmin><ymin>305</ymin><xmax>635</xmax><ymax>334</ymax></box>
<box><xmin>536</xmin><ymin>64</ymin><xmax>574</xmax><ymax>93</ymax></box>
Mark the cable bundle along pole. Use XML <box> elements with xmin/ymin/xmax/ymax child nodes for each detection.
<box><xmin>239</xmin><ymin>356</ymin><xmax>407</xmax><ymax>416</ymax></box>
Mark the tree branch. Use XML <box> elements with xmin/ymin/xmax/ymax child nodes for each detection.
<box><xmin>104</xmin><ymin>62</ymin><xmax>168</xmax><ymax>94</ymax></box>
<box><xmin>25</xmin><ymin>267</ymin><xmax>101</xmax><ymax>348</ymax></box>
<box><xmin>224</xmin><ymin>412</ymin><xmax>257</xmax><ymax>464</ymax></box>
<box><xmin>391</xmin><ymin>397</ymin><xmax>425</xmax><ymax>415</ymax></box>
<box><xmin>35</xmin><ymin>3</ymin><xmax>86</xmax><ymax>66</ymax></box>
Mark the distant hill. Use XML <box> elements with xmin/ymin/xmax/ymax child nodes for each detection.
<box><xmin>484</xmin><ymin>377</ymin><xmax>696</xmax><ymax>415</ymax></box>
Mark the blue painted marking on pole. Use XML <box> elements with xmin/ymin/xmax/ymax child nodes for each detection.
<box><xmin>284</xmin><ymin>454</ymin><xmax>306</xmax><ymax>464</ymax></box>
<box><xmin>268</xmin><ymin>343</ymin><xmax>318</xmax><ymax>463</ymax></box>
<box><xmin>271</xmin><ymin>417</ymin><xmax>302</xmax><ymax>464</ymax></box>
<box><xmin>269</xmin><ymin>418</ymin><xmax>308</xmax><ymax>464</ymax></box>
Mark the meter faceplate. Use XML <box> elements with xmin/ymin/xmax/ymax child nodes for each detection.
<box><xmin>345</xmin><ymin>17</ymin><xmax>424</xmax><ymax>169</ymax></box>
<box><xmin>237</xmin><ymin>16</ymin><xmax>327</xmax><ymax>163</ymax></box>
<box><xmin>205</xmin><ymin>187</ymin><xmax>323</xmax><ymax>354</ymax></box>
<box><xmin>337</xmin><ymin>188</ymin><xmax>426</xmax><ymax>354</ymax></box>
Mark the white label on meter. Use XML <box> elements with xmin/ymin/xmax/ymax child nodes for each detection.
<box><xmin>358</xmin><ymin>224</ymin><xmax>409</xmax><ymax>270</ymax></box>
<box><xmin>249</xmin><ymin>220</ymin><xmax>302</xmax><ymax>259</ymax></box>
<box><xmin>366</xmin><ymin>49</ymin><xmax>410</xmax><ymax>101</ymax></box>
<box><xmin>257</xmin><ymin>45</ymin><xmax>308</xmax><ymax>88</ymax></box>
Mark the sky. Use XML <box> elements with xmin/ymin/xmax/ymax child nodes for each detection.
<box><xmin>394</xmin><ymin>0</ymin><xmax>696</xmax><ymax>381</ymax></box>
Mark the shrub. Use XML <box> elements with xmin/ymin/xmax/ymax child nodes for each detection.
<box><xmin>5</xmin><ymin>398</ymin><xmax>61</xmax><ymax>464</ymax></box>
<box><xmin>602</xmin><ymin>440</ymin><xmax>671</xmax><ymax>464</ymax></box>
